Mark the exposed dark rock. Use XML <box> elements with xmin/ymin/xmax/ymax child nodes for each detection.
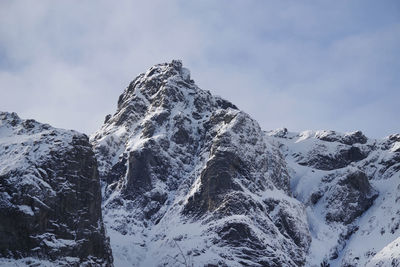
<box><xmin>124</xmin><ymin>149</ymin><xmax>161</xmax><ymax>196</ymax></box>
<box><xmin>154</xmin><ymin>111</ymin><xmax>170</xmax><ymax>125</ymax></box>
<box><xmin>342</xmin><ymin>146</ymin><xmax>365</xmax><ymax>162</ymax></box>
<box><xmin>218</xmin><ymin>222</ymin><xmax>265</xmax><ymax>250</ymax></box>
<box><xmin>172</xmin><ymin>127</ymin><xmax>191</xmax><ymax>144</ymax></box>
<box><xmin>315</xmin><ymin>130</ymin><xmax>367</xmax><ymax>145</ymax></box>
<box><xmin>298</xmin><ymin>145</ymin><xmax>368</xmax><ymax>170</ymax></box>
<box><xmin>104</xmin><ymin>114</ymin><xmax>112</xmax><ymax>124</ymax></box>
<box><xmin>342</xmin><ymin>131</ymin><xmax>368</xmax><ymax>145</ymax></box>
<box><xmin>325</xmin><ymin>171</ymin><xmax>378</xmax><ymax>224</ymax></box>
<box><xmin>142</xmin><ymin>121</ymin><xmax>156</xmax><ymax>138</ymax></box>
<box><xmin>183</xmin><ymin>151</ymin><xmax>244</xmax><ymax>217</ymax></box>
<box><xmin>264</xmin><ymin>198</ymin><xmax>311</xmax><ymax>254</ymax></box>
<box><xmin>106</xmin><ymin>156</ymin><xmax>127</xmax><ymax>185</ymax></box>
<box><xmin>310</xmin><ymin>191</ymin><xmax>323</xmax><ymax>205</ymax></box>
<box><xmin>215</xmin><ymin>97</ymin><xmax>238</xmax><ymax>110</ymax></box>
<box><xmin>388</xmin><ymin>134</ymin><xmax>400</xmax><ymax>142</ymax></box>
<box><xmin>378</xmin><ymin>153</ymin><xmax>400</xmax><ymax>178</ymax></box>
<box><xmin>270</xmin><ymin>128</ymin><xmax>288</xmax><ymax>138</ymax></box>
<box><xmin>316</xmin><ymin>130</ymin><xmax>342</xmax><ymax>143</ymax></box>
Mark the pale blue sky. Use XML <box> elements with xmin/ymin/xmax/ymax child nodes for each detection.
<box><xmin>0</xmin><ymin>0</ymin><xmax>399</xmax><ymax>138</ymax></box>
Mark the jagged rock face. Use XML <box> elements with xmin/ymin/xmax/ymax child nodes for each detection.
<box><xmin>324</xmin><ymin>170</ymin><xmax>378</xmax><ymax>224</ymax></box>
<box><xmin>0</xmin><ymin>112</ymin><xmax>113</xmax><ymax>266</ymax></box>
<box><xmin>315</xmin><ymin>130</ymin><xmax>368</xmax><ymax>145</ymax></box>
<box><xmin>268</xmin><ymin>129</ymin><xmax>400</xmax><ymax>266</ymax></box>
<box><xmin>287</xmin><ymin>131</ymin><xmax>370</xmax><ymax>171</ymax></box>
<box><xmin>91</xmin><ymin>60</ymin><xmax>310</xmax><ymax>266</ymax></box>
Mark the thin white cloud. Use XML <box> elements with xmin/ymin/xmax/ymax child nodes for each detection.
<box><xmin>0</xmin><ymin>1</ymin><xmax>399</xmax><ymax>137</ymax></box>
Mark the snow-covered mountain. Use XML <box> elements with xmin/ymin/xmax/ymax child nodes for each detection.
<box><xmin>91</xmin><ymin>60</ymin><xmax>400</xmax><ymax>266</ymax></box>
<box><xmin>0</xmin><ymin>112</ymin><xmax>113</xmax><ymax>266</ymax></box>
<box><xmin>0</xmin><ymin>60</ymin><xmax>399</xmax><ymax>266</ymax></box>
<box><xmin>91</xmin><ymin>60</ymin><xmax>310</xmax><ymax>266</ymax></box>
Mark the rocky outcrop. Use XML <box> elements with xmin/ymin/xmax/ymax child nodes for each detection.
<box><xmin>0</xmin><ymin>112</ymin><xmax>113</xmax><ymax>266</ymax></box>
<box><xmin>315</xmin><ymin>130</ymin><xmax>368</xmax><ymax>145</ymax></box>
<box><xmin>325</xmin><ymin>170</ymin><xmax>378</xmax><ymax>224</ymax></box>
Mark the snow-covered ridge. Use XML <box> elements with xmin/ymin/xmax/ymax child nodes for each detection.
<box><xmin>0</xmin><ymin>112</ymin><xmax>76</xmax><ymax>176</ymax></box>
<box><xmin>267</xmin><ymin>127</ymin><xmax>400</xmax><ymax>266</ymax></box>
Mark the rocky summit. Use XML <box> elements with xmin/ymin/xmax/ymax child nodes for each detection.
<box><xmin>0</xmin><ymin>60</ymin><xmax>399</xmax><ymax>266</ymax></box>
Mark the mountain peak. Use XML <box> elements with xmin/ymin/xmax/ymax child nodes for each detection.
<box><xmin>140</xmin><ymin>59</ymin><xmax>191</xmax><ymax>86</ymax></box>
<box><xmin>98</xmin><ymin>60</ymin><xmax>237</xmax><ymax>135</ymax></box>
<box><xmin>90</xmin><ymin>60</ymin><xmax>309</xmax><ymax>266</ymax></box>
<box><xmin>114</xmin><ymin>60</ymin><xmax>194</xmax><ymax>114</ymax></box>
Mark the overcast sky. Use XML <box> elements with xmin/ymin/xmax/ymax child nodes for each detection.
<box><xmin>0</xmin><ymin>1</ymin><xmax>399</xmax><ymax>138</ymax></box>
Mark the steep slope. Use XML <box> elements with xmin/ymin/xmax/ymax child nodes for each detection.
<box><xmin>0</xmin><ymin>112</ymin><xmax>113</xmax><ymax>266</ymax></box>
<box><xmin>268</xmin><ymin>129</ymin><xmax>400</xmax><ymax>266</ymax></box>
<box><xmin>91</xmin><ymin>60</ymin><xmax>311</xmax><ymax>266</ymax></box>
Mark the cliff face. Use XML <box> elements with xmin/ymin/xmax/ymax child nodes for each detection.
<box><xmin>91</xmin><ymin>60</ymin><xmax>310</xmax><ymax>266</ymax></box>
<box><xmin>0</xmin><ymin>112</ymin><xmax>113</xmax><ymax>266</ymax></box>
